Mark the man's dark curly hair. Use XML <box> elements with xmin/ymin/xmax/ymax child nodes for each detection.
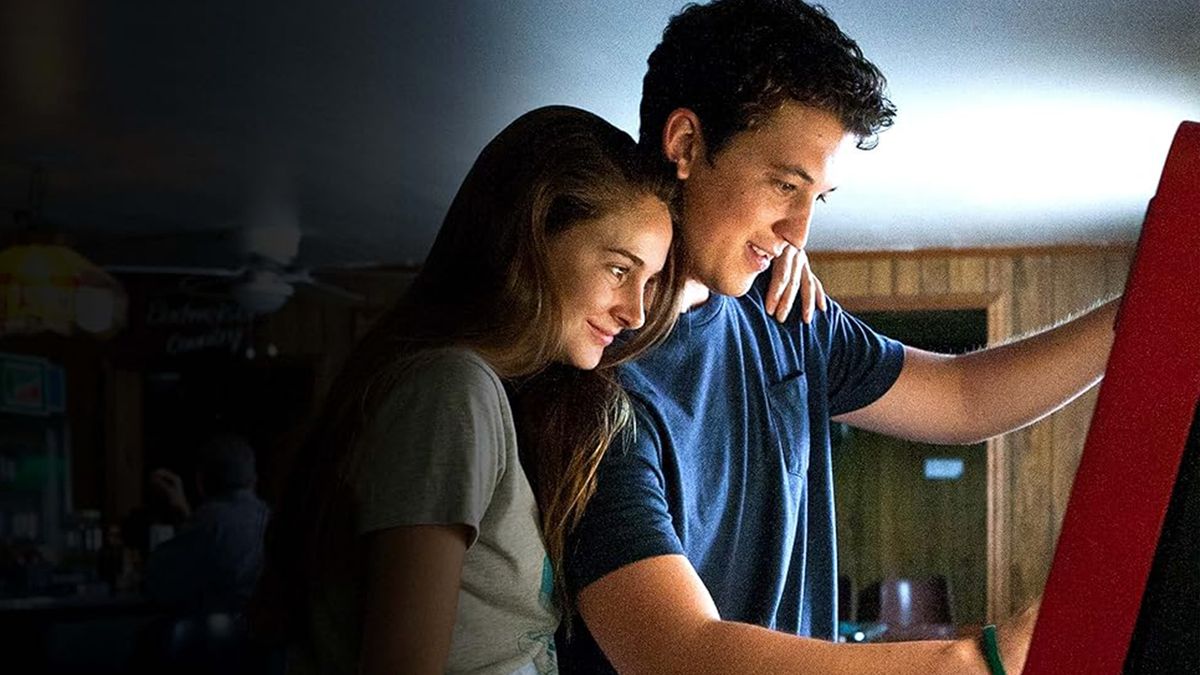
<box><xmin>639</xmin><ymin>0</ymin><xmax>896</xmax><ymax>163</ymax></box>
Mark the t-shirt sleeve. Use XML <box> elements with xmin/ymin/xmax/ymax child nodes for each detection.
<box><xmin>564</xmin><ymin>399</ymin><xmax>684</xmax><ymax>598</ymax></box>
<box><xmin>353</xmin><ymin>351</ymin><xmax>511</xmax><ymax>545</ymax></box>
<box><xmin>822</xmin><ymin>299</ymin><xmax>906</xmax><ymax>416</ymax></box>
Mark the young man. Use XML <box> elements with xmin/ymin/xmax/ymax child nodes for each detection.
<box><xmin>559</xmin><ymin>1</ymin><xmax>1118</xmax><ymax>672</ymax></box>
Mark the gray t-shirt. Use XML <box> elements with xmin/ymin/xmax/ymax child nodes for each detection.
<box><xmin>292</xmin><ymin>348</ymin><xmax>558</xmax><ymax>674</ymax></box>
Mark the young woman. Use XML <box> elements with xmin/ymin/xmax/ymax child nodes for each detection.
<box><xmin>249</xmin><ymin>105</ymin><xmax>676</xmax><ymax>675</ymax></box>
<box><xmin>252</xmin><ymin>105</ymin><xmax>818</xmax><ymax>674</ymax></box>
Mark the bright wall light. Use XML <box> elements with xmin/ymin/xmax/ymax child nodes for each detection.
<box><xmin>836</xmin><ymin>88</ymin><xmax>1196</xmax><ymax>221</ymax></box>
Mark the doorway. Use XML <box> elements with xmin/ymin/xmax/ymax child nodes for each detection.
<box><xmin>833</xmin><ymin>309</ymin><xmax>989</xmax><ymax>625</ymax></box>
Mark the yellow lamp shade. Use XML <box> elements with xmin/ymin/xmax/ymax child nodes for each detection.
<box><xmin>0</xmin><ymin>244</ymin><xmax>128</xmax><ymax>336</ymax></box>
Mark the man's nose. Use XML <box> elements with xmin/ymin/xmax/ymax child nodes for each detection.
<box><xmin>774</xmin><ymin>200</ymin><xmax>813</xmax><ymax>250</ymax></box>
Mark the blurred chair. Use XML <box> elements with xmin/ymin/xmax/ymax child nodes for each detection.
<box><xmin>135</xmin><ymin>611</ymin><xmax>284</xmax><ymax>675</ymax></box>
<box><xmin>858</xmin><ymin>575</ymin><xmax>954</xmax><ymax>632</ymax></box>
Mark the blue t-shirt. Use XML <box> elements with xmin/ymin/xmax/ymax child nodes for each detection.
<box><xmin>559</xmin><ymin>283</ymin><xmax>905</xmax><ymax>672</ymax></box>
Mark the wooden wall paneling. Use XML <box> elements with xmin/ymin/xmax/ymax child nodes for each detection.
<box><xmin>834</xmin><ymin>430</ymin><xmax>868</xmax><ymax>606</ymax></box>
<box><xmin>814</xmin><ymin>246</ymin><xmax>1133</xmax><ymax>620</ymax></box>
<box><xmin>873</xmin><ymin>435</ymin><xmax>901</xmax><ymax>572</ymax></box>
<box><xmin>985</xmin><ymin>261</ymin><xmax>1014</xmax><ymax>618</ymax></box>
<box><xmin>1103</xmin><ymin>249</ymin><xmax>1133</xmax><ymax>296</ymax></box>
<box><xmin>1003</xmin><ymin>251</ymin><xmax>1132</xmax><ymax>612</ymax></box>
<box><xmin>986</xmin><ymin>434</ymin><xmax>1012</xmax><ymax>617</ymax></box>
<box><xmin>933</xmin><ymin>441</ymin><xmax>989</xmax><ymax>624</ymax></box>
<box><xmin>948</xmin><ymin>257</ymin><xmax>989</xmax><ymax>295</ymax></box>
<box><xmin>1005</xmin><ymin>254</ymin><xmax>1056</xmax><ymax>611</ymax></box>
<box><xmin>868</xmin><ymin>259</ymin><xmax>893</xmax><ymax>295</ymax></box>
<box><xmin>997</xmin><ymin>427</ymin><xmax>1031</xmax><ymax>619</ymax></box>
<box><xmin>818</xmin><ymin>259</ymin><xmax>872</xmax><ymax>298</ymax></box>
<box><xmin>894</xmin><ymin>258</ymin><xmax>921</xmax><ymax>296</ymax></box>
<box><xmin>984</xmin><ymin>258</ymin><xmax>1014</xmax><ymax>308</ymax></box>
<box><xmin>918</xmin><ymin>258</ymin><xmax>951</xmax><ymax>295</ymax></box>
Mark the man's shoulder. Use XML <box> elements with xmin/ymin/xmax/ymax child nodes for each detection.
<box><xmin>191</xmin><ymin>492</ymin><xmax>268</xmax><ymax>529</ymax></box>
<box><xmin>616</xmin><ymin>359</ymin><xmax>661</xmax><ymax>399</ymax></box>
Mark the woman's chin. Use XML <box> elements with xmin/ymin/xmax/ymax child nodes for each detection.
<box><xmin>567</xmin><ymin>349</ymin><xmax>603</xmax><ymax>371</ymax></box>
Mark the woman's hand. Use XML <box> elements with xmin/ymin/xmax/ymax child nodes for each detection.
<box><xmin>764</xmin><ymin>245</ymin><xmax>828</xmax><ymax>323</ymax></box>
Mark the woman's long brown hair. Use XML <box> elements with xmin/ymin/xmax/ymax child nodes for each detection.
<box><xmin>250</xmin><ymin>105</ymin><xmax>681</xmax><ymax>641</ymax></box>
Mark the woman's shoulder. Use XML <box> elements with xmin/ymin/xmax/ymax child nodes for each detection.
<box><xmin>401</xmin><ymin>347</ymin><xmax>501</xmax><ymax>386</ymax></box>
<box><xmin>378</xmin><ymin>347</ymin><xmax>507</xmax><ymax>409</ymax></box>
<box><xmin>362</xmin><ymin>347</ymin><xmax>516</xmax><ymax>465</ymax></box>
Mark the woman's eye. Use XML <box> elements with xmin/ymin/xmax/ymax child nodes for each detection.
<box><xmin>609</xmin><ymin>265</ymin><xmax>629</xmax><ymax>280</ymax></box>
<box><xmin>775</xmin><ymin>180</ymin><xmax>797</xmax><ymax>194</ymax></box>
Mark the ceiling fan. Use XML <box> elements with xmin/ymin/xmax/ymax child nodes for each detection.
<box><xmin>104</xmin><ymin>221</ymin><xmax>371</xmax><ymax>315</ymax></box>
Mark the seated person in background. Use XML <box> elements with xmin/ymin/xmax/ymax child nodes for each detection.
<box><xmin>143</xmin><ymin>433</ymin><xmax>270</xmax><ymax>614</ymax></box>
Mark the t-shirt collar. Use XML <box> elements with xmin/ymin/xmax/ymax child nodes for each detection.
<box><xmin>678</xmin><ymin>291</ymin><xmax>727</xmax><ymax>328</ymax></box>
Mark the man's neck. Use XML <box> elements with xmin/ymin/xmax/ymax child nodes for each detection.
<box><xmin>680</xmin><ymin>278</ymin><xmax>712</xmax><ymax>313</ymax></box>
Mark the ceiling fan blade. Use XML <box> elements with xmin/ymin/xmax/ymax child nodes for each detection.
<box><xmin>310</xmin><ymin>260</ymin><xmax>387</xmax><ymax>271</ymax></box>
<box><xmin>105</xmin><ymin>265</ymin><xmax>246</xmax><ymax>277</ymax></box>
<box><xmin>179</xmin><ymin>288</ymin><xmax>235</xmax><ymax>303</ymax></box>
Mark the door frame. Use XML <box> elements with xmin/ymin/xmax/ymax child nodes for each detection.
<box><xmin>839</xmin><ymin>292</ymin><xmax>1012</xmax><ymax>620</ymax></box>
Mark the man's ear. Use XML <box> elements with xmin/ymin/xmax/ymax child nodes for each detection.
<box><xmin>662</xmin><ymin>108</ymin><xmax>705</xmax><ymax>180</ymax></box>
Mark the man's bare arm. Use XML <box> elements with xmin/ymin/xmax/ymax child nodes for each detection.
<box><xmin>578</xmin><ymin>554</ymin><xmax>1031</xmax><ymax>674</ymax></box>
<box><xmin>836</xmin><ymin>299</ymin><xmax>1118</xmax><ymax>444</ymax></box>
